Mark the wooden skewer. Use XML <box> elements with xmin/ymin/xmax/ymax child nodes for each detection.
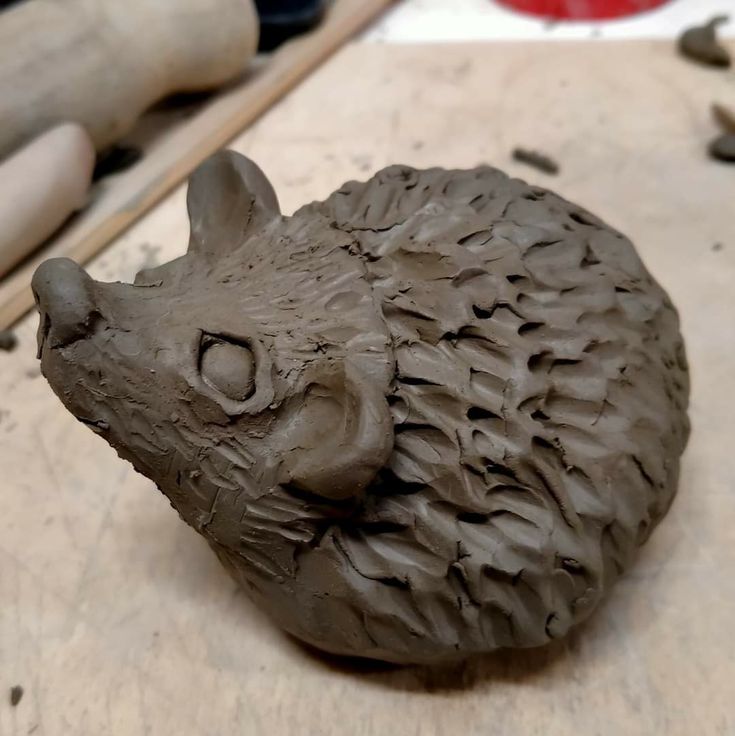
<box><xmin>0</xmin><ymin>0</ymin><xmax>396</xmax><ymax>330</ymax></box>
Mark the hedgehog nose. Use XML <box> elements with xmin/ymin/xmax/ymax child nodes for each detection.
<box><xmin>32</xmin><ymin>258</ymin><xmax>99</xmax><ymax>354</ymax></box>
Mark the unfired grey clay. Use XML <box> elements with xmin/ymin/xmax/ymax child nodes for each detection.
<box><xmin>33</xmin><ymin>152</ymin><xmax>690</xmax><ymax>664</ymax></box>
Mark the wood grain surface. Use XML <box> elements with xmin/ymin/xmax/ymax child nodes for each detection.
<box><xmin>1</xmin><ymin>39</ymin><xmax>734</xmax><ymax>736</ymax></box>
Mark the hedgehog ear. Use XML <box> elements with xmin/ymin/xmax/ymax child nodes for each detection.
<box><xmin>279</xmin><ymin>360</ymin><xmax>394</xmax><ymax>501</ymax></box>
<box><xmin>186</xmin><ymin>151</ymin><xmax>280</xmax><ymax>260</ymax></box>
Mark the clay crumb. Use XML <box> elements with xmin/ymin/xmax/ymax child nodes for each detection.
<box><xmin>712</xmin><ymin>103</ymin><xmax>735</xmax><ymax>134</ymax></box>
<box><xmin>712</xmin><ymin>242</ymin><xmax>723</xmax><ymax>252</ymax></box>
<box><xmin>0</xmin><ymin>330</ymin><xmax>18</xmax><ymax>352</ymax></box>
<box><xmin>512</xmin><ymin>148</ymin><xmax>560</xmax><ymax>175</ymax></box>
<box><xmin>708</xmin><ymin>133</ymin><xmax>735</xmax><ymax>163</ymax></box>
<box><xmin>10</xmin><ymin>685</ymin><xmax>23</xmax><ymax>707</ymax></box>
<box><xmin>678</xmin><ymin>16</ymin><xmax>731</xmax><ymax>68</ymax></box>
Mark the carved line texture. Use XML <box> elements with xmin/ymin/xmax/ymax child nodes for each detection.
<box><xmin>238</xmin><ymin>165</ymin><xmax>689</xmax><ymax>662</ymax></box>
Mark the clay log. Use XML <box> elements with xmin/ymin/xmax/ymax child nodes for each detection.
<box><xmin>0</xmin><ymin>0</ymin><xmax>259</xmax><ymax>157</ymax></box>
<box><xmin>0</xmin><ymin>124</ymin><xmax>95</xmax><ymax>279</ymax></box>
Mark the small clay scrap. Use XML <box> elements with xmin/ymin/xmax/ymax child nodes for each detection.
<box><xmin>512</xmin><ymin>147</ymin><xmax>559</xmax><ymax>175</ymax></box>
<box><xmin>709</xmin><ymin>103</ymin><xmax>735</xmax><ymax>163</ymax></box>
<box><xmin>33</xmin><ymin>153</ymin><xmax>690</xmax><ymax>664</ymax></box>
<box><xmin>678</xmin><ymin>16</ymin><xmax>731</xmax><ymax>68</ymax></box>
<box><xmin>712</xmin><ymin>103</ymin><xmax>735</xmax><ymax>134</ymax></box>
<box><xmin>709</xmin><ymin>134</ymin><xmax>735</xmax><ymax>163</ymax></box>
<box><xmin>0</xmin><ymin>329</ymin><xmax>18</xmax><ymax>352</ymax></box>
<box><xmin>9</xmin><ymin>685</ymin><xmax>23</xmax><ymax>707</ymax></box>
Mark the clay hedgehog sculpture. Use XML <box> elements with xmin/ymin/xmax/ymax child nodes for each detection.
<box><xmin>33</xmin><ymin>152</ymin><xmax>690</xmax><ymax>664</ymax></box>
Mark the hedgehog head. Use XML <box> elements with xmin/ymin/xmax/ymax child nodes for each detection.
<box><xmin>33</xmin><ymin>152</ymin><xmax>395</xmax><ymax>535</ymax></box>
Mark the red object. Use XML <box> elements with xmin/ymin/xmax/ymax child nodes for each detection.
<box><xmin>496</xmin><ymin>0</ymin><xmax>670</xmax><ymax>20</ymax></box>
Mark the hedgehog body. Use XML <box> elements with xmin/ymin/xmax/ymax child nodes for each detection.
<box><xmin>33</xmin><ymin>154</ymin><xmax>689</xmax><ymax>663</ymax></box>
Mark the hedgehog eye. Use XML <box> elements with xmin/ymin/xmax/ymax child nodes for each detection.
<box><xmin>199</xmin><ymin>335</ymin><xmax>256</xmax><ymax>402</ymax></box>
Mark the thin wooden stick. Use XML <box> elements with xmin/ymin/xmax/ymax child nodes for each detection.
<box><xmin>0</xmin><ymin>0</ymin><xmax>396</xmax><ymax>329</ymax></box>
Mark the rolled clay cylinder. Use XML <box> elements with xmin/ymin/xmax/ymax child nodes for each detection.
<box><xmin>0</xmin><ymin>124</ymin><xmax>95</xmax><ymax>279</ymax></box>
<box><xmin>0</xmin><ymin>0</ymin><xmax>259</xmax><ymax>157</ymax></box>
<box><xmin>33</xmin><ymin>153</ymin><xmax>690</xmax><ymax>664</ymax></box>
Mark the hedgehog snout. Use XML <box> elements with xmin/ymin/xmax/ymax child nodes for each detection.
<box><xmin>32</xmin><ymin>258</ymin><xmax>100</xmax><ymax>354</ymax></box>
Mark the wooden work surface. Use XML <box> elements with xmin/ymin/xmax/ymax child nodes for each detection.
<box><xmin>2</xmin><ymin>39</ymin><xmax>734</xmax><ymax>735</ymax></box>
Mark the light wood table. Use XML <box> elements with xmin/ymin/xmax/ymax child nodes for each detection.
<box><xmin>2</xmin><ymin>39</ymin><xmax>734</xmax><ymax>736</ymax></box>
